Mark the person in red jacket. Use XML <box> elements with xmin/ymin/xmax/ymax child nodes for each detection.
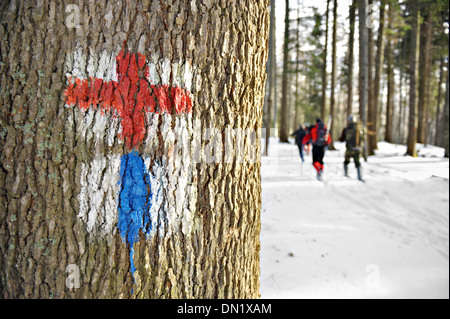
<box><xmin>302</xmin><ymin>119</ymin><xmax>332</xmax><ymax>181</ymax></box>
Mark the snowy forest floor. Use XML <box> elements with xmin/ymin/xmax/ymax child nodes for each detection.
<box><xmin>260</xmin><ymin>138</ymin><xmax>449</xmax><ymax>299</ymax></box>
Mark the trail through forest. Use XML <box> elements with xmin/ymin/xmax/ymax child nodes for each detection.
<box><xmin>260</xmin><ymin>138</ymin><xmax>449</xmax><ymax>298</ymax></box>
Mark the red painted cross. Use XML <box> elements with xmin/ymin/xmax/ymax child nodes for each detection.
<box><xmin>64</xmin><ymin>49</ymin><xmax>193</xmax><ymax>149</ymax></box>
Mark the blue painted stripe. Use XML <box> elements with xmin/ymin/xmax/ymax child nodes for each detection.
<box><xmin>118</xmin><ymin>150</ymin><xmax>152</xmax><ymax>275</ymax></box>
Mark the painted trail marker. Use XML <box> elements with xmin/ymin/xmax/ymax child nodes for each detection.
<box><xmin>65</xmin><ymin>47</ymin><xmax>194</xmax><ymax>277</ymax></box>
<box><xmin>65</xmin><ymin>48</ymin><xmax>193</xmax><ymax>148</ymax></box>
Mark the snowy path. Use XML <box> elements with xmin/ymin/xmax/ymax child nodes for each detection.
<box><xmin>260</xmin><ymin>139</ymin><xmax>449</xmax><ymax>299</ymax></box>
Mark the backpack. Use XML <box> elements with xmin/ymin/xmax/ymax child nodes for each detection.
<box><xmin>345</xmin><ymin>122</ymin><xmax>361</xmax><ymax>150</ymax></box>
<box><xmin>295</xmin><ymin>129</ymin><xmax>305</xmax><ymax>145</ymax></box>
<box><xmin>313</xmin><ymin>122</ymin><xmax>327</xmax><ymax>147</ymax></box>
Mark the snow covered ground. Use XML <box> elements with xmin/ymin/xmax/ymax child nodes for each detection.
<box><xmin>260</xmin><ymin>138</ymin><xmax>449</xmax><ymax>299</ymax></box>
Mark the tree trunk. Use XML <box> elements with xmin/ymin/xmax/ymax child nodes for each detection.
<box><xmin>294</xmin><ymin>2</ymin><xmax>301</xmax><ymax>129</ymax></box>
<box><xmin>417</xmin><ymin>8</ymin><xmax>433</xmax><ymax>144</ymax></box>
<box><xmin>264</xmin><ymin>0</ymin><xmax>276</xmax><ymax>156</ymax></box>
<box><xmin>0</xmin><ymin>0</ymin><xmax>268</xmax><ymax>298</ymax></box>
<box><xmin>444</xmin><ymin>70</ymin><xmax>449</xmax><ymax>157</ymax></box>
<box><xmin>397</xmin><ymin>72</ymin><xmax>404</xmax><ymax>144</ymax></box>
<box><xmin>367</xmin><ymin>0</ymin><xmax>374</xmax><ymax>153</ymax></box>
<box><xmin>328</xmin><ymin>0</ymin><xmax>337</xmax><ymax>149</ymax></box>
<box><xmin>399</xmin><ymin>38</ymin><xmax>408</xmax><ymax>144</ymax></box>
<box><xmin>273</xmin><ymin>36</ymin><xmax>278</xmax><ymax>136</ymax></box>
<box><xmin>279</xmin><ymin>0</ymin><xmax>290</xmax><ymax>142</ymax></box>
<box><xmin>369</xmin><ymin>0</ymin><xmax>386</xmax><ymax>152</ymax></box>
<box><xmin>406</xmin><ymin>0</ymin><xmax>420</xmax><ymax>156</ymax></box>
<box><xmin>385</xmin><ymin>32</ymin><xmax>394</xmax><ymax>143</ymax></box>
<box><xmin>384</xmin><ymin>1</ymin><xmax>393</xmax><ymax>143</ymax></box>
<box><xmin>435</xmin><ymin>58</ymin><xmax>445</xmax><ymax>146</ymax></box>
<box><xmin>321</xmin><ymin>0</ymin><xmax>331</xmax><ymax>121</ymax></box>
<box><xmin>347</xmin><ymin>0</ymin><xmax>356</xmax><ymax>118</ymax></box>
<box><xmin>417</xmin><ymin>8</ymin><xmax>432</xmax><ymax>144</ymax></box>
<box><xmin>358</xmin><ymin>0</ymin><xmax>369</xmax><ymax>160</ymax></box>
<box><xmin>287</xmin><ymin>70</ymin><xmax>293</xmax><ymax>133</ymax></box>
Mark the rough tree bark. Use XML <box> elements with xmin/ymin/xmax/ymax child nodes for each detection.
<box><xmin>0</xmin><ymin>0</ymin><xmax>269</xmax><ymax>298</ymax></box>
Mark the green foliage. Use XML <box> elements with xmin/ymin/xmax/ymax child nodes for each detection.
<box><xmin>295</xmin><ymin>6</ymin><xmax>325</xmax><ymax>120</ymax></box>
<box><xmin>278</xmin><ymin>0</ymin><xmax>448</xmax><ymax>138</ymax></box>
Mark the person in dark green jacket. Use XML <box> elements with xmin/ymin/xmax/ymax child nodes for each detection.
<box><xmin>339</xmin><ymin>115</ymin><xmax>365</xmax><ymax>182</ymax></box>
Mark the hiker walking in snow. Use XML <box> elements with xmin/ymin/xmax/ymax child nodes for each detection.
<box><xmin>302</xmin><ymin>119</ymin><xmax>332</xmax><ymax>181</ymax></box>
<box><xmin>291</xmin><ymin>125</ymin><xmax>307</xmax><ymax>162</ymax></box>
<box><xmin>339</xmin><ymin>114</ymin><xmax>365</xmax><ymax>182</ymax></box>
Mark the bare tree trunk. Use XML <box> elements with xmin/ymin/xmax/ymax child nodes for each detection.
<box><xmin>280</xmin><ymin>0</ymin><xmax>290</xmax><ymax>142</ymax></box>
<box><xmin>399</xmin><ymin>77</ymin><xmax>406</xmax><ymax>143</ymax></box>
<box><xmin>399</xmin><ymin>38</ymin><xmax>408</xmax><ymax>144</ymax></box>
<box><xmin>417</xmin><ymin>8</ymin><xmax>433</xmax><ymax>144</ymax></box>
<box><xmin>406</xmin><ymin>0</ymin><xmax>420</xmax><ymax>156</ymax></box>
<box><xmin>328</xmin><ymin>0</ymin><xmax>338</xmax><ymax>149</ymax></box>
<box><xmin>0</xmin><ymin>0</ymin><xmax>268</xmax><ymax>298</ymax></box>
<box><xmin>396</xmin><ymin>77</ymin><xmax>403</xmax><ymax>143</ymax></box>
<box><xmin>370</xmin><ymin>0</ymin><xmax>386</xmax><ymax>152</ymax></box>
<box><xmin>321</xmin><ymin>0</ymin><xmax>331</xmax><ymax>121</ymax></box>
<box><xmin>287</xmin><ymin>71</ymin><xmax>293</xmax><ymax>133</ymax></box>
<box><xmin>435</xmin><ymin>58</ymin><xmax>445</xmax><ymax>146</ymax></box>
<box><xmin>397</xmin><ymin>40</ymin><xmax>404</xmax><ymax>144</ymax></box>
<box><xmin>385</xmin><ymin>31</ymin><xmax>394</xmax><ymax>143</ymax></box>
<box><xmin>367</xmin><ymin>0</ymin><xmax>374</xmax><ymax>153</ymax></box>
<box><xmin>294</xmin><ymin>2</ymin><xmax>301</xmax><ymax>129</ymax></box>
<box><xmin>264</xmin><ymin>0</ymin><xmax>276</xmax><ymax>156</ymax></box>
<box><xmin>347</xmin><ymin>0</ymin><xmax>356</xmax><ymax>118</ymax></box>
<box><xmin>444</xmin><ymin>70</ymin><xmax>449</xmax><ymax>157</ymax></box>
<box><xmin>359</xmin><ymin>0</ymin><xmax>369</xmax><ymax>160</ymax></box>
<box><xmin>273</xmin><ymin>16</ymin><xmax>278</xmax><ymax>135</ymax></box>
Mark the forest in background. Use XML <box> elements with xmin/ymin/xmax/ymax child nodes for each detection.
<box><xmin>263</xmin><ymin>0</ymin><xmax>449</xmax><ymax>158</ymax></box>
